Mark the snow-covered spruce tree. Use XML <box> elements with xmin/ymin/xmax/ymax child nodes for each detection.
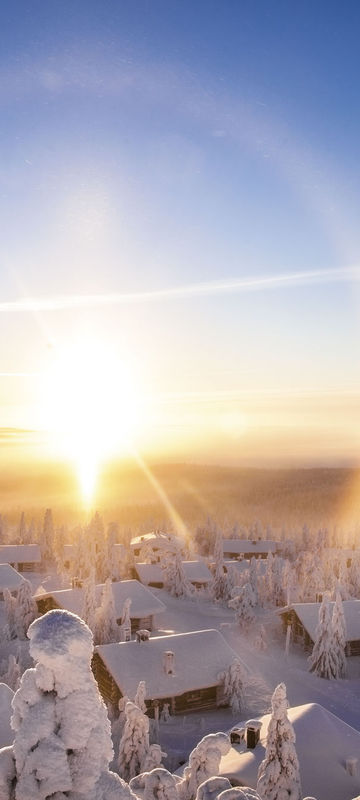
<box><xmin>17</xmin><ymin>513</ymin><xmax>27</xmax><ymax>545</ymax></box>
<box><xmin>218</xmin><ymin>659</ymin><xmax>247</xmax><ymax>715</ymax></box>
<box><xmin>1</xmin><ymin>653</ymin><xmax>21</xmax><ymax>690</ymax></box>
<box><xmin>95</xmin><ymin>579</ymin><xmax>119</xmax><ymax>645</ymax></box>
<box><xmin>302</xmin><ymin>554</ymin><xmax>324</xmax><ymax>603</ymax></box>
<box><xmin>81</xmin><ymin>567</ymin><xmax>97</xmax><ymax>635</ymax></box>
<box><xmin>72</xmin><ymin>526</ymin><xmax>95</xmax><ymax>581</ymax></box>
<box><xmin>178</xmin><ymin>733</ymin><xmax>231</xmax><ymax>800</ymax></box>
<box><xmin>308</xmin><ymin>598</ymin><xmax>339</xmax><ymax>679</ymax></box>
<box><xmin>40</xmin><ymin>508</ymin><xmax>54</xmax><ymax>564</ymax></box>
<box><xmin>228</xmin><ymin>584</ymin><xmax>255</xmax><ymax>632</ymax></box>
<box><xmin>210</xmin><ymin>532</ymin><xmax>231</xmax><ymax>602</ymax></box>
<box><xmin>161</xmin><ymin>548</ymin><xmax>193</xmax><ymax>598</ymax></box>
<box><xmin>3</xmin><ymin>589</ymin><xmax>17</xmax><ymax>641</ymax></box>
<box><xmin>1</xmin><ymin>608</ymin><xmax>134</xmax><ymax>800</ymax></box>
<box><xmin>331</xmin><ymin>591</ymin><xmax>347</xmax><ymax>678</ymax></box>
<box><xmin>117</xmin><ymin>700</ymin><xmax>151</xmax><ymax>782</ymax></box>
<box><xmin>256</xmin><ymin>682</ymin><xmax>302</xmax><ymax>800</ymax></box>
<box><xmin>14</xmin><ymin>579</ymin><xmax>37</xmax><ymax>640</ymax></box>
<box><xmin>134</xmin><ymin>681</ymin><xmax>147</xmax><ymax>714</ymax></box>
<box><xmin>107</xmin><ymin>522</ymin><xmax>121</xmax><ymax>581</ymax></box>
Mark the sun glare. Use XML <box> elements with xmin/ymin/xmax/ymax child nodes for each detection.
<box><xmin>41</xmin><ymin>338</ymin><xmax>139</xmax><ymax>503</ymax></box>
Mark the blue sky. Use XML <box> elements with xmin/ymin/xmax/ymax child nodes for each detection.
<box><xmin>1</xmin><ymin>0</ymin><xmax>360</xmax><ymax>473</ymax></box>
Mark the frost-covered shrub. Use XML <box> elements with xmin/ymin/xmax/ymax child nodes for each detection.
<box><xmin>257</xmin><ymin>682</ymin><xmax>302</xmax><ymax>800</ymax></box>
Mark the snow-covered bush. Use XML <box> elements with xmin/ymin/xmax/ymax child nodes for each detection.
<box><xmin>195</xmin><ymin>776</ymin><xmax>232</xmax><ymax>800</ymax></box>
<box><xmin>117</xmin><ymin>700</ymin><xmax>151</xmax><ymax>781</ymax></box>
<box><xmin>218</xmin><ymin>789</ymin><xmax>262</xmax><ymax>800</ymax></box>
<box><xmin>0</xmin><ymin>608</ymin><xmax>126</xmax><ymax>800</ymax></box>
<box><xmin>179</xmin><ymin>733</ymin><xmax>231</xmax><ymax>800</ymax></box>
<box><xmin>130</xmin><ymin>767</ymin><xmax>179</xmax><ymax>800</ymax></box>
<box><xmin>257</xmin><ymin>682</ymin><xmax>302</xmax><ymax>800</ymax></box>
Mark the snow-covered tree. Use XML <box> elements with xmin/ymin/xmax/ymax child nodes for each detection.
<box><xmin>17</xmin><ymin>512</ymin><xmax>27</xmax><ymax>545</ymax></box>
<box><xmin>308</xmin><ymin>598</ymin><xmax>339</xmax><ymax>679</ymax></box>
<box><xmin>0</xmin><ymin>653</ymin><xmax>21</xmax><ymax>690</ymax></box>
<box><xmin>257</xmin><ymin>682</ymin><xmax>302</xmax><ymax>800</ymax></box>
<box><xmin>0</xmin><ymin>608</ymin><xmax>131</xmax><ymax>800</ymax></box>
<box><xmin>72</xmin><ymin>526</ymin><xmax>95</xmax><ymax>580</ymax></box>
<box><xmin>331</xmin><ymin>591</ymin><xmax>347</xmax><ymax>678</ymax></box>
<box><xmin>81</xmin><ymin>567</ymin><xmax>97</xmax><ymax>634</ymax></box>
<box><xmin>134</xmin><ymin>680</ymin><xmax>147</xmax><ymax>714</ymax></box>
<box><xmin>254</xmin><ymin>624</ymin><xmax>267</xmax><ymax>652</ymax></box>
<box><xmin>3</xmin><ymin>589</ymin><xmax>17</xmax><ymax>640</ymax></box>
<box><xmin>218</xmin><ymin>659</ymin><xmax>247</xmax><ymax>714</ymax></box>
<box><xmin>161</xmin><ymin>548</ymin><xmax>193</xmax><ymax>598</ymax></box>
<box><xmin>228</xmin><ymin>584</ymin><xmax>255</xmax><ymax>631</ymax></box>
<box><xmin>210</xmin><ymin>531</ymin><xmax>231</xmax><ymax>602</ymax></box>
<box><xmin>14</xmin><ymin>579</ymin><xmax>37</xmax><ymax>639</ymax></box>
<box><xmin>40</xmin><ymin>508</ymin><xmax>54</xmax><ymax>563</ymax></box>
<box><xmin>95</xmin><ymin>579</ymin><xmax>119</xmax><ymax>645</ymax></box>
<box><xmin>179</xmin><ymin>733</ymin><xmax>231</xmax><ymax>800</ymax></box>
<box><xmin>117</xmin><ymin>700</ymin><xmax>150</xmax><ymax>781</ymax></box>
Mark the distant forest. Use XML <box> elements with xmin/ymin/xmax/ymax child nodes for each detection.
<box><xmin>1</xmin><ymin>462</ymin><xmax>360</xmax><ymax>534</ymax></box>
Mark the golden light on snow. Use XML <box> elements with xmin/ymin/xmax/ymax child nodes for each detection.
<box><xmin>40</xmin><ymin>337</ymin><xmax>139</xmax><ymax>503</ymax></box>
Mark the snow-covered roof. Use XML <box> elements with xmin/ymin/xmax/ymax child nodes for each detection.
<box><xmin>0</xmin><ymin>563</ymin><xmax>27</xmax><ymax>591</ymax></box>
<box><xmin>135</xmin><ymin>561</ymin><xmax>212</xmax><ymax>585</ymax></box>
<box><xmin>0</xmin><ymin>683</ymin><xmax>14</xmax><ymax>748</ymax></box>
<box><xmin>96</xmin><ymin>629</ymin><xmax>242</xmax><ymax>700</ymax></box>
<box><xmin>35</xmin><ymin>579</ymin><xmax>166</xmax><ymax>619</ymax></box>
<box><xmin>222</xmin><ymin>540</ymin><xmax>280</xmax><ymax>556</ymax></box>
<box><xmin>280</xmin><ymin>600</ymin><xmax>360</xmax><ymax>642</ymax></box>
<box><xmin>219</xmin><ymin>703</ymin><xmax>360</xmax><ymax>800</ymax></box>
<box><xmin>0</xmin><ymin>544</ymin><xmax>41</xmax><ymax>564</ymax></box>
<box><xmin>130</xmin><ymin>532</ymin><xmax>182</xmax><ymax>550</ymax></box>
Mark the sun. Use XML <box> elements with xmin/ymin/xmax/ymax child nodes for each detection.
<box><xmin>41</xmin><ymin>337</ymin><xmax>139</xmax><ymax>503</ymax></box>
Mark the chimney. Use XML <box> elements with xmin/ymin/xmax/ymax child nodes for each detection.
<box><xmin>163</xmin><ymin>650</ymin><xmax>175</xmax><ymax>675</ymax></box>
<box><xmin>245</xmin><ymin>720</ymin><xmax>262</xmax><ymax>749</ymax></box>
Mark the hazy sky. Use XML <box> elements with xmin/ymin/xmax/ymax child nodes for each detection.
<box><xmin>1</xmin><ymin>0</ymin><xmax>360</xmax><ymax>481</ymax></box>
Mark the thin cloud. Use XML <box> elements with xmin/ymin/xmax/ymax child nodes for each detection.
<box><xmin>0</xmin><ymin>267</ymin><xmax>359</xmax><ymax>313</ymax></box>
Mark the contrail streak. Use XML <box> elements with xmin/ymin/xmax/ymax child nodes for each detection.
<box><xmin>0</xmin><ymin>267</ymin><xmax>359</xmax><ymax>313</ymax></box>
